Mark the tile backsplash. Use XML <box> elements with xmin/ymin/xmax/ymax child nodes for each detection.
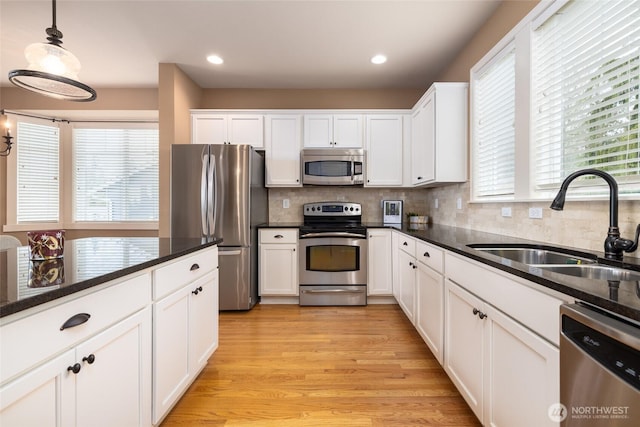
<box><xmin>268</xmin><ymin>183</ymin><xmax>640</xmax><ymax>259</ymax></box>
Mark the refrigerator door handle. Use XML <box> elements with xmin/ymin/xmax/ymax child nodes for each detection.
<box><xmin>200</xmin><ymin>153</ymin><xmax>208</xmax><ymax>236</ymax></box>
<box><xmin>208</xmin><ymin>153</ymin><xmax>217</xmax><ymax>237</ymax></box>
<box><xmin>219</xmin><ymin>249</ymin><xmax>242</xmax><ymax>256</ymax></box>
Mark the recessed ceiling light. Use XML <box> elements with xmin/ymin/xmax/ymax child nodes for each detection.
<box><xmin>371</xmin><ymin>54</ymin><xmax>387</xmax><ymax>65</ymax></box>
<box><xmin>207</xmin><ymin>55</ymin><xmax>224</xmax><ymax>65</ymax></box>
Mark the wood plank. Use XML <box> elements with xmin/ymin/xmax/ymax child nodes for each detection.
<box><xmin>160</xmin><ymin>304</ymin><xmax>481</xmax><ymax>426</ymax></box>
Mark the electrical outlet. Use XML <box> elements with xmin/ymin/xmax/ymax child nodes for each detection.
<box><xmin>501</xmin><ymin>207</ymin><xmax>512</xmax><ymax>217</ymax></box>
<box><xmin>283</xmin><ymin>199</ymin><xmax>289</xmax><ymax>209</ymax></box>
<box><xmin>529</xmin><ymin>207</ymin><xmax>543</xmax><ymax>219</ymax></box>
<box><xmin>456</xmin><ymin>198</ymin><xmax>462</xmax><ymax>210</ymax></box>
<box><xmin>435</xmin><ymin>198</ymin><xmax>439</xmax><ymax>209</ymax></box>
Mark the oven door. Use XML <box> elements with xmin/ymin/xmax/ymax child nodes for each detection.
<box><xmin>299</xmin><ymin>235</ymin><xmax>367</xmax><ymax>286</ymax></box>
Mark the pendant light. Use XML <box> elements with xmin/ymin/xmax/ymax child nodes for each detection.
<box><xmin>8</xmin><ymin>0</ymin><xmax>96</xmax><ymax>101</ymax></box>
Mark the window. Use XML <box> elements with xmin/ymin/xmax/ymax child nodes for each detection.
<box><xmin>73</xmin><ymin>125</ymin><xmax>159</xmax><ymax>222</ymax></box>
<box><xmin>471</xmin><ymin>0</ymin><xmax>640</xmax><ymax>201</ymax></box>
<box><xmin>472</xmin><ymin>45</ymin><xmax>516</xmax><ymax>199</ymax></box>
<box><xmin>16</xmin><ymin>120</ymin><xmax>60</xmax><ymax>223</ymax></box>
<box><xmin>532</xmin><ymin>0</ymin><xmax>640</xmax><ymax>197</ymax></box>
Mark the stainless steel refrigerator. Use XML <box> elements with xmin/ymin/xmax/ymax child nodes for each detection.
<box><xmin>171</xmin><ymin>144</ymin><xmax>267</xmax><ymax>310</ymax></box>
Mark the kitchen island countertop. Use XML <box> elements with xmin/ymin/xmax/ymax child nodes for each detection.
<box><xmin>0</xmin><ymin>237</ymin><xmax>222</xmax><ymax>319</ymax></box>
<box><xmin>260</xmin><ymin>222</ymin><xmax>640</xmax><ymax>322</ymax></box>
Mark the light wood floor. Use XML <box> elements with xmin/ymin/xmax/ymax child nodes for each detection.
<box><xmin>160</xmin><ymin>304</ymin><xmax>481</xmax><ymax>427</ymax></box>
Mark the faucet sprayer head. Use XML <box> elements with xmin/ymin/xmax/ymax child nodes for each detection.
<box><xmin>550</xmin><ymin>189</ymin><xmax>566</xmax><ymax>210</ymax></box>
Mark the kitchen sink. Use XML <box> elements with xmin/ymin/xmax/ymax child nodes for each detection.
<box><xmin>468</xmin><ymin>244</ymin><xmax>596</xmax><ymax>265</ymax></box>
<box><xmin>535</xmin><ymin>264</ymin><xmax>640</xmax><ymax>282</ymax></box>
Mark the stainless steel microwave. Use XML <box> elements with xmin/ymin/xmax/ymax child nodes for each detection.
<box><xmin>301</xmin><ymin>148</ymin><xmax>364</xmax><ymax>186</ymax></box>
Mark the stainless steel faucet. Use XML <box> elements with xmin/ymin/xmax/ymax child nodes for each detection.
<box><xmin>550</xmin><ymin>168</ymin><xmax>640</xmax><ymax>260</ymax></box>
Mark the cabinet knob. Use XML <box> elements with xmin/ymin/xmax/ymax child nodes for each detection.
<box><xmin>423</xmin><ymin>252</ymin><xmax>430</xmax><ymax>258</ymax></box>
<box><xmin>417</xmin><ymin>176</ymin><xmax>423</xmax><ymax>180</ymax></box>
<box><xmin>190</xmin><ymin>263</ymin><xmax>200</xmax><ymax>271</ymax></box>
<box><xmin>67</xmin><ymin>363</ymin><xmax>81</xmax><ymax>374</ymax></box>
<box><xmin>403</xmin><ymin>242</ymin><xmax>408</xmax><ymax>246</ymax></box>
<box><xmin>192</xmin><ymin>286</ymin><xmax>204</xmax><ymax>295</ymax></box>
<box><xmin>60</xmin><ymin>313</ymin><xmax>91</xmax><ymax>331</ymax></box>
<box><xmin>82</xmin><ymin>354</ymin><xmax>96</xmax><ymax>364</ymax></box>
<box><xmin>275</xmin><ymin>234</ymin><xmax>284</xmax><ymax>239</ymax></box>
<box><xmin>472</xmin><ymin>308</ymin><xmax>488</xmax><ymax>319</ymax></box>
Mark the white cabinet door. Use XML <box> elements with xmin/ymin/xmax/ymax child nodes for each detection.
<box><xmin>444</xmin><ymin>279</ymin><xmax>485</xmax><ymax>421</ymax></box>
<box><xmin>303</xmin><ymin>115</ymin><xmax>333</xmax><ymax>147</ymax></box>
<box><xmin>415</xmin><ymin>263</ymin><xmax>444</xmax><ymax>365</ymax></box>
<box><xmin>192</xmin><ymin>114</ymin><xmax>227</xmax><ymax>145</ymax></box>
<box><xmin>228</xmin><ymin>115</ymin><xmax>264</xmax><ymax>148</ymax></box>
<box><xmin>485</xmin><ymin>308</ymin><xmax>559</xmax><ymax>427</ymax></box>
<box><xmin>333</xmin><ymin>115</ymin><xmax>363</xmax><ymax>148</ymax></box>
<box><xmin>411</xmin><ymin>95</ymin><xmax>435</xmax><ymax>185</ymax></box>
<box><xmin>367</xmin><ymin>229</ymin><xmax>393</xmax><ymax>295</ymax></box>
<box><xmin>189</xmin><ymin>272</ymin><xmax>219</xmax><ymax>373</ymax></box>
<box><xmin>259</xmin><ymin>244</ymin><xmax>298</xmax><ymax>296</ymax></box>
<box><xmin>365</xmin><ymin>115</ymin><xmax>403</xmax><ymax>187</ymax></box>
<box><xmin>303</xmin><ymin>114</ymin><xmax>363</xmax><ymax>148</ymax></box>
<box><xmin>0</xmin><ymin>350</ymin><xmax>75</xmax><ymax>427</ymax></box>
<box><xmin>265</xmin><ymin>115</ymin><xmax>302</xmax><ymax>186</ymax></box>
<box><xmin>397</xmin><ymin>249</ymin><xmax>417</xmax><ymax>323</ymax></box>
<box><xmin>75</xmin><ymin>308</ymin><xmax>151</xmax><ymax>427</ymax></box>
<box><xmin>153</xmin><ymin>286</ymin><xmax>191</xmax><ymax>423</ymax></box>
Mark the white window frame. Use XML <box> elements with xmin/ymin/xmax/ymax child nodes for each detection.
<box><xmin>4</xmin><ymin>113</ymin><xmax>159</xmax><ymax>231</ymax></box>
<box><xmin>470</xmin><ymin>0</ymin><xmax>640</xmax><ymax>203</ymax></box>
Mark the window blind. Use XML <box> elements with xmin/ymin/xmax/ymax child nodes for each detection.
<box><xmin>533</xmin><ymin>0</ymin><xmax>640</xmax><ymax>194</ymax></box>
<box><xmin>16</xmin><ymin>121</ymin><xmax>60</xmax><ymax>223</ymax></box>
<box><xmin>73</xmin><ymin>126</ymin><xmax>159</xmax><ymax>222</ymax></box>
<box><xmin>473</xmin><ymin>47</ymin><xmax>516</xmax><ymax>198</ymax></box>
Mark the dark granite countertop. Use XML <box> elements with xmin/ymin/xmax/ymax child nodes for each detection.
<box><xmin>260</xmin><ymin>222</ymin><xmax>640</xmax><ymax>322</ymax></box>
<box><xmin>0</xmin><ymin>237</ymin><xmax>221</xmax><ymax>319</ymax></box>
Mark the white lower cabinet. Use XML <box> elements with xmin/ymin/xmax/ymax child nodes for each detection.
<box><xmin>444</xmin><ymin>279</ymin><xmax>560</xmax><ymax>427</ymax></box>
<box><xmin>153</xmin><ymin>248</ymin><xmax>219</xmax><ymax>425</ymax></box>
<box><xmin>259</xmin><ymin>229</ymin><xmax>298</xmax><ymax>296</ymax></box>
<box><xmin>396</xmin><ymin>246</ymin><xmax>417</xmax><ymax>323</ymax></box>
<box><xmin>0</xmin><ymin>308</ymin><xmax>152</xmax><ymax>427</ymax></box>
<box><xmin>367</xmin><ymin>229</ymin><xmax>393</xmax><ymax>295</ymax></box>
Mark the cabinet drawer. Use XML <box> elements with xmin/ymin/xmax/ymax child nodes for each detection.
<box><xmin>0</xmin><ymin>273</ymin><xmax>151</xmax><ymax>385</ymax></box>
<box><xmin>153</xmin><ymin>246</ymin><xmax>218</xmax><ymax>299</ymax></box>
<box><xmin>397</xmin><ymin>236</ymin><xmax>416</xmax><ymax>256</ymax></box>
<box><xmin>416</xmin><ymin>240</ymin><xmax>443</xmax><ymax>273</ymax></box>
<box><xmin>259</xmin><ymin>229</ymin><xmax>298</xmax><ymax>244</ymax></box>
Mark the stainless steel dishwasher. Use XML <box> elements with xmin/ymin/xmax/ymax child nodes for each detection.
<box><xmin>560</xmin><ymin>303</ymin><xmax>640</xmax><ymax>426</ymax></box>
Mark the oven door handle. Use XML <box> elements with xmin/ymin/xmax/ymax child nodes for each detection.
<box><xmin>301</xmin><ymin>289</ymin><xmax>366</xmax><ymax>294</ymax></box>
<box><xmin>300</xmin><ymin>232</ymin><xmax>366</xmax><ymax>239</ymax></box>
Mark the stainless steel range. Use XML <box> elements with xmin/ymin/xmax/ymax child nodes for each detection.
<box><xmin>298</xmin><ymin>202</ymin><xmax>367</xmax><ymax>306</ymax></box>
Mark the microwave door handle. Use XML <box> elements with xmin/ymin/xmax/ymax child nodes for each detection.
<box><xmin>351</xmin><ymin>158</ymin><xmax>355</xmax><ymax>182</ymax></box>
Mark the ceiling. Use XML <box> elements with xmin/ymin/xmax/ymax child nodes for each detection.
<box><xmin>0</xmin><ymin>0</ymin><xmax>501</xmax><ymax>90</ymax></box>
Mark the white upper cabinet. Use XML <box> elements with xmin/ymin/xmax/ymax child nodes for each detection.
<box><xmin>303</xmin><ymin>114</ymin><xmax>363</xmax><ymax>148</ymax></box>
<box><xmin>410</xmin><ymin>83</ymin><xmax>468</xmax><ymax>186</ymax></box>
<box><xmin>191</xmin><ymin>112</ymin><xmax>264</xmax><ymax>148</ymax></box>
<box><xmin>264</xmin><ymin>115</ymin><xmax>303</xmax><ymax>187</ymax></box>
<box><xmin>365</xmin><ymin>115</ymin><xmax>404</xmax><ymax>187</ymax></box>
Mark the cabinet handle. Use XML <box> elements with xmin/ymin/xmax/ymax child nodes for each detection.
<box><xmin>192</xmin><ymin>286</ymin><xmax>204</xmax><ymax>295</ymax></box>
<box><xmin>275</xmin><ymin>234</ymin><xmax>284</xmax><ymax>239</ymax></box>
<box><xmin>409</xmin><ymin>261</ymin><xmax>413</xmax><ymax>266</ymax></box>
<box><xmin>82</xmin><ymin>354</ymin><xmax>96</xmax><ymax>364</ymax></box>
<box><xmin>67</xmin><ymin>363</ymin><xmax>81</xmax><ymax>374</ymax></box>
<box><xmin>417</xmin><ymin>176</ymin><xmax>423</xmax><ymax>180</ymax></box>
<box><xmin>60</xmin><ymin>313</ymin><xmax>91</xmax><ymax>331</ymax></box>
<box><xmin>190</xmin><ymin>263</ymin><xmax>200</xmax><ymax>271</ymax></box>
<box><xmin>413</xmin><ymin>264</ymin><xmax>417</xmax><ymax>269</ymax></box>
<box><xmin>423</xmin><ymin>252</ymin><xmax>430</xmax><ymax>258</ymax></box>
<box><xmin>403</xmin><ymin>242</ymin><xmax>408</xmax><ymax>246</ymax></box>
<box><xmin>472</xmin><ymin>308</ymin><xmax>488</xmax><ymax>319</ymax></box>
